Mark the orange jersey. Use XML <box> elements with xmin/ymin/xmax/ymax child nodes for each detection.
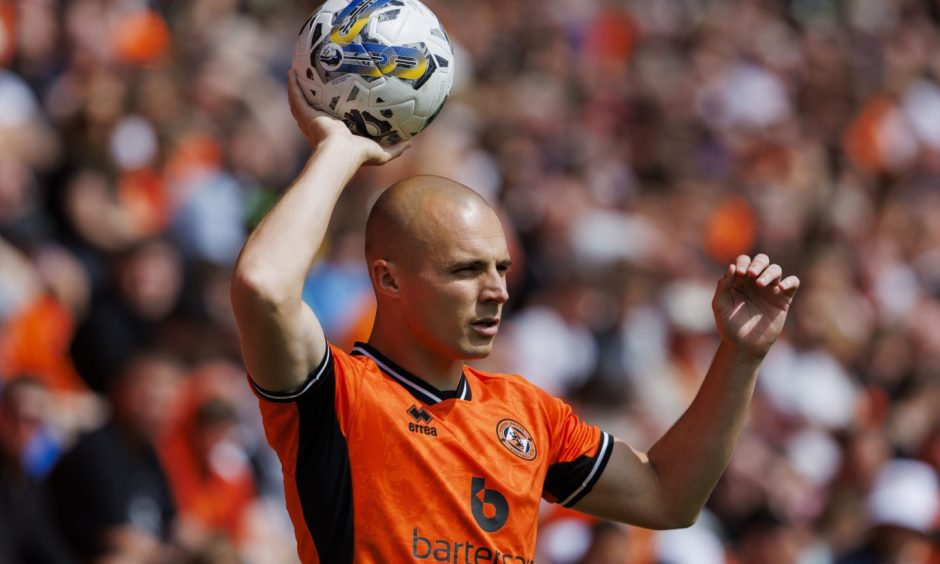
<box><xmin>251</xmin><ymin>342</ymin><xmax>613</xmax><ymax>563</ymax></box>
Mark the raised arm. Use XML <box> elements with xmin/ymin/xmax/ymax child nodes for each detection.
<box><xmin>230</xmin><ymin>72</ymin><xmax>409</xmax><ymax>393</ymax></box>
<box><xmin>574</xmin><ymin>254</ymin><xmax>800</xmax><ymax>529</ymax></box>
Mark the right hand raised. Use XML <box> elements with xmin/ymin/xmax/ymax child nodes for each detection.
<box><xmin>287</xmin><ymin>70</ymin><xmax>411</xmax><ymax>166</ymax></box>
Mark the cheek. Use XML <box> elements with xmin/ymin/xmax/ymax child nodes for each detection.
<box><xmin>430</xmin><ymin>285</ymin><xmax>476</xmax><ymax>314</ymax></box>
<box><xmin>406</xmin><ymin>277</ymin><xmax>459</xmax><ymax>305</ymax></box>
<box><xmin>404</xmin><ymin>284</ymin><xmax>472</xmax><ymax>327</ymax></box>
<box><xmin>414</xmin><ymin>292</ymin><xmax>457</xmax><ymax>323</ymax></box>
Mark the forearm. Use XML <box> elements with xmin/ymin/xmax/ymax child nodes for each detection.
<box><xmin>646</xmin><ymin>341</ymin><xmax>762</xmax><ymax>524</ymax></box>
<box><xmin>234</xmin><ymin>141</ymin><xmax>365</xmax><ymax>300</ymax></box>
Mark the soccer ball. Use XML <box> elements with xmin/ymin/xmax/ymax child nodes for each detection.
<box><xmin>292</xmin><ymin>0</ymin><xmax>455</xmax><ymax>145</ymax></box>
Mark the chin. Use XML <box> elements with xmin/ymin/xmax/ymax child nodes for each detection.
<box><xmin>463</xmin><ymin>349</ymin><xmax>491</xmax><ymax>360</ymax></box>
<box><xmin>459</xmin><ymin>340</ymin><xmax>494</xmax><ymax>359</ymax></box>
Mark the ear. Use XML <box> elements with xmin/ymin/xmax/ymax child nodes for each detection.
<box><xmin>372</xmin><ymin>259</ymin><xmax>400</xmax><ymax>298</ymax></box>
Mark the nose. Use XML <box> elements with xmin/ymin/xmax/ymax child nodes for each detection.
<box><xmin>480</xmin><ymin>266</ymin><xmax>509</xmax><ymax>304</ymax></box>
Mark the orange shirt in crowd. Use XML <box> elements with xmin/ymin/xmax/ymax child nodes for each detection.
<box><xmin>0</xmin><ymin>294</ymin><xmax>86</xmax><ymax>392</ymax></box>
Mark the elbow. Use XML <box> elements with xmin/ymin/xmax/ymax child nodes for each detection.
<box><xmin>631</xmin><ymin>500</ymin><xmax>701</xmax><ymax>530</ymax></box>
<box><xmin>610</xmin><ymin>504</ymin><xmax>701</xmax><ymax>531</ymax></box>
<box><xmin>230</xmin><ymin>265</ymin><xmax>295</xmax><ymax>311</ymax></box>
<box><xmin>667</xmin><ymin>511</ymin><xmax>700</xmax><ymax>530</ymax></box>
<box><xmin>656</xmin><ymin>506</ymin><xmax>701</xmax><ymax>530</ymax></box>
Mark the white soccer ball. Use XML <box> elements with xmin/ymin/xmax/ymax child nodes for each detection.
<box><xmin>292</xmin><ymin>0</ymin><xmax>455</xmax><ymax>145</ymax></box>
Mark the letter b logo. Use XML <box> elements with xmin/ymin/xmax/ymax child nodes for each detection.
<box><xmin>470</xmin><ymin>477</ymin><xmax>509</xmax><ymax>532</ymax></box>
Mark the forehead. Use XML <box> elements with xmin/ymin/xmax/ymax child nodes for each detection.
<box><xmin>418</xmin><ymin>202</ymin><xmax>509</xmax><ymax>263</ymax></box>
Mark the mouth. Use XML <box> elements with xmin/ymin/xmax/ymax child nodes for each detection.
<box><xmin>470</xmin><ymin>317</ymin><xmax>500</xmax><ymax>337</ymax></box>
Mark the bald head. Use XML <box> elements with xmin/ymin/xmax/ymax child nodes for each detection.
<box><xmin>365</xmin><ymin>175</ymin><xmax>498</xmax><ymax>265</ymax></box>
<box><xmin>364</xmin><ymin>175</ymin><xmax>511</xmax><ymax>361</ymax></box>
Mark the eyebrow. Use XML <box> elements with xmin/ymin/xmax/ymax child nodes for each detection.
<box><xmin>448</xmin><ymin>258</ymin><xmax>512</xmax><ymax>270</ymax></box>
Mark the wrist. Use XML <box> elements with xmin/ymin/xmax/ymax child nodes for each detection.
<box><xmin>314</xmin><ymin>136</ymin><xmax>367</xmax><ymax>163</ymax></box>
<box><xmin>718</xmin><ymin>341</ymin><xmax>766</xmax><ymax>370</ymax></box>
<box><xmin>303</xmin><ymin>138</ymin><xmax>369</xmax><ymax>178</ymax></box>
<box><xmin>289</xmin><ymin>139</ymin><xmax>367</xmax><ymax>199</ymax></box>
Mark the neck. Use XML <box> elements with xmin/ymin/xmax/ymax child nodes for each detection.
<box><xmin>368</xmin><ymin>317</ymin><xmax>464</xmax><ymax>391</ymax></box>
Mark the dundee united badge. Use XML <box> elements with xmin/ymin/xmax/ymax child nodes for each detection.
<box><xmin>496</xmin><ymin>419</ymin><xmax>537</xmax><ymax>461</ymax></box>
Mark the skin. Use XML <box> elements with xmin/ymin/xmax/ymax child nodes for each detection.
<box><xmin>366</xmin><ymin>176</ymin><xmax>511</xmax><ymax>385</ymax></box>
<box><xmin>231</xmin><ymin>72</ymin><xmax>409</xmax><ymax>393</ymax></box>
<box><xmin>230</xmin><ymin>71</ymin><xmax>800</xmax><ymax>529</ymax></box>
<box><xmin>575</xmin><ymin>253</ymin><xmax>799</xmax><ymax>528</ymax></box>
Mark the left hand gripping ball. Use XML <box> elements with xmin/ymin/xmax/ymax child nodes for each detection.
<box><xmin>292</xmin><ymin>0</ymin><xmax>455</xmax><ymax>145</ymax></box>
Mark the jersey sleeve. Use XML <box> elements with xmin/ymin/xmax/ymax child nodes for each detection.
<box><xmin>247</xmin><ymin>343</ymin><xmax>359</xmax><ymax>475</ymax></box>
<box><xmin>247</xmin><ymin>344</ymin><xmax>359</xmax><ymax>562</ymax></box>
<box><xmin>541</xmin><ymin>394</ymin><xmax>614</xmax><ymax>508</ymax></box>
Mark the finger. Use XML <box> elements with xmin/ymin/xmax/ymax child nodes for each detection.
<box><xmin>747</xmin><ymin>253</ymin><xmax>770</xmax><ymax>278</ymax></box>
<box><xmin>777</xmin><ymin>275</ymin><xmax>800</xmax><ymax>296</ymax></box>
<box><xmin>385</xmin><ymin>139</ymin><xmax>413</xmax><ymax>159</ymax></box>
<box><xmin>735</xmin><ymin>255</ymin><xmax>751</xmax><ymax>277</ymax></box>
<box><xmin>756</xmin><ymin>264</ymin><xmax>782</xmax><ymax>288</ymax></box>
<box><xmin>713</xmin><ymin>263</ymin><xmax>736</xmax><ymax>311</ymax></box>
<box><xmin>362</xmin><ymin>139</ymin><xmax>414</xmax><ymax>166</ymax></box>
<box><xmin>287</xmin><ymin>70</ymin><xmax>332</xmax><ymax>121</ymax></box>
<box><xmin>287</xmin><ymin>70</ymin><xmax>304</xmax><ymax>119</ymax></box>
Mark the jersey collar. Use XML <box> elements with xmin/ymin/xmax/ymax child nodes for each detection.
<box><xmin>351</xmin><ymin>342</ymin><xmax>472</xmax><ymax>405</ymax></box>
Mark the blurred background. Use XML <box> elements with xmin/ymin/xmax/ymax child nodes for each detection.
<box><xmin>0</xmin><ymin>0</ymin><xmax>939</xmax><ymax>562</ymax></box>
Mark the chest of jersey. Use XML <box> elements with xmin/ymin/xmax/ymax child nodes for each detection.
<box><xmin>343</xmin><ymin>370</ymin><xmax>543</xmax><ymax>562</ymax></box>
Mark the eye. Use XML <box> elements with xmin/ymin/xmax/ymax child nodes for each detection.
<box><xmin>451</xmin><ymin>264</ymin><xmax>479</xmax><ymax>276</ymax></box>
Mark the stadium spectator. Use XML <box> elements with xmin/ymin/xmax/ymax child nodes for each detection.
<box><xmin>48</xmin><ymin>351</ymin><xmax>182</xmax><ymax>562</ymax></box>
<box><xmin>0</xmin><ymin>377</ymin><xmax>74</xmax><ymax>563</ymax></box>
<box><xmin>69</xmin><ymin>238</ymin><xmax>184</xmax><ymax>392</ymax></box>
<box><xmin>159</xmin><ymin>359</ymin><xmax>257</xmax><ymax>551</ymax></box>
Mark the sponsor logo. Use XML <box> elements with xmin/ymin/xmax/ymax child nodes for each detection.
<box><xmin>407</xmin><ymin>404</ymin><xmax>437</xmax><ymax>437</ymax></box>
<box><xmin>412</xmin><ymin>529</ymin><xmax>533</xmax><ymax>564</ymax></box>
<box><xmin>496</xmin><ymin>419</ymin><xmax>536</xmax><ymax>461</ymax></box>
<box><xmin>471</xmin><ymin>477</ymin><xmax>508</xmax><ymax>533</ymax></box>
<box><xmin>409</xmin><ymin>478</ymin><xmax>528</xmax><ymax>562</ymax></box>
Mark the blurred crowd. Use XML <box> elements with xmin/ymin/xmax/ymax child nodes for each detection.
<box><xmin>0</xmin><ymin>0</ymin><xmax>938</xmax><ymax>562</ymax></box>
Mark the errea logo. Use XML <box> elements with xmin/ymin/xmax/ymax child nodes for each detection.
<box><xmin>408</xmin><ymin>405</ymin><xmax>432</xmax><ymax>423</ymax></box>
<box><xmin>407</xmin><ymin>405</ymin><xmax>437</xmax><ymax>437</ymax></box>
<box><xmin>496</xmin><ymin>419</ymin><xmax>536</xmax><ymax>461</ymax></box>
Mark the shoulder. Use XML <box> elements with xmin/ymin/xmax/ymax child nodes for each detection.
<box><xmin>329</xmin><ymin>343</ymin><xmax>368</xmax><ymax>370</ymax></box>
<box><xmin>465</xmin><ymin>366</ymin><xmax>561</xmax><ymax>411</ymax></box>
<box><xmin>329</xmin><ymin>343</ymin><xmax>382</xmax><ymax>388</ymax></box>
<box><xmin>466</xmin><ymin>365</ymin><xmax>535</xmax><ymax>391</ymax></box>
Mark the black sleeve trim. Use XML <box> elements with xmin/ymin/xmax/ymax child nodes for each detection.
<box><xmin>250</xmin><ymin>346</ymin><xmax>333</xmax><ymax>403</ymax></box>
<box><xmin>545</xmin><ymin>431</ymin><xmax>614</xmax><ymax>508</ymax></box>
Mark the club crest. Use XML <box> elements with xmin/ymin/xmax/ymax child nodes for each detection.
<box><xmin>496</xmin><ymin>419</ymin><xmax>536</xmax><ymax>461</ymax></box>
